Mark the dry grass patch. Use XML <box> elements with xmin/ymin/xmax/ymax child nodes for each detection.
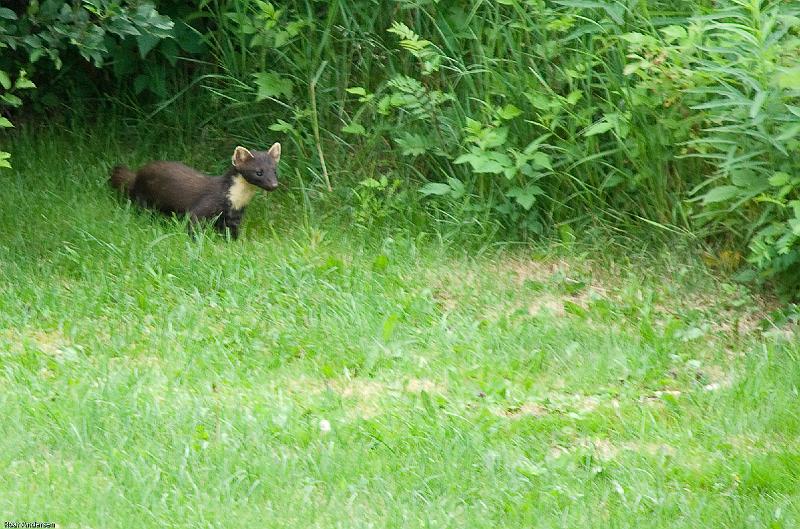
<box><xmin>275</xmin><ymin>375</ymin><xmax>447</xmax><ymax>419</ymax></box>
<box><xmin>548</xmin><ymin>437</ymin><xmax>677</xmax><ymax>461</ymax></box>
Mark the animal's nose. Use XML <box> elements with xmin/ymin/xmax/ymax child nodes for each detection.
<box><xmin>266</xmin><ymin>182</ymin><xmax>279</xmax><ymax>191</ymax></box>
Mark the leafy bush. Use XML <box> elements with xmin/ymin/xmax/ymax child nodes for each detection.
<box><xmin>674</xmin><ymin>1</ymin><xmax>800</xmax><ymax>292</ymax></box>
<box><xmin>0</xmin><ymin>1</ymin><xmax>176</xmax><ymax>168</ymax></box>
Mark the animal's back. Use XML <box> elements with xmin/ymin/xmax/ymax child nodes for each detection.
<box><xmin>131</xmin><ymin>161</ymin><xmax>220</xmax><ymax>213</ymax></box>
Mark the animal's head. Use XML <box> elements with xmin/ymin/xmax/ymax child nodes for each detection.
<box><xmin>231</xmin><ymin>143</ymin><xmax>281</xmax><ymax>191</ymax></box>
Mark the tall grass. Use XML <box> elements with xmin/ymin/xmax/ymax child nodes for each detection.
<box><xmin>185</xmin><ymin>0</ymin><xmax>709</xmax><ymax>236</ymax></box>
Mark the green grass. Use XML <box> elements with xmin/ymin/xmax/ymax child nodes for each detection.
<box><xmin>1</xmin><ymin>126</ymin><xmax>799</xmax><ymax>528</ymax></box>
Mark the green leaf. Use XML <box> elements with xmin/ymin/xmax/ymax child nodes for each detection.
<box><xmin>419</xmin><ymin>183</ymin><xmax>452</xmax><ymax>196</ymax></box>
<box><xmin>619</xmin><ymin>32</ymin><xmax>647</xmax><ymax>45</ymax></box>
<box><xmin>769</xmin><ymin>172</ymin><xmax>791</xmax><ymax>187</ymax></box>
<box><xmin>447</xmin><ymin>177</ymin><xmax>465</xmax><ymax>199</ymax></box>
<box><xmin>346</xmin><ymin>87</ymin><xmax>367</xmax><ymax>96</ymax></box>
<box><xmin>486</xmin><ymin>126</ymin><xmax>509</xmax><ymax>149</ymax></box>
<box><xmin>0</xmin><ymin>117</ymin><xmax>12</xmax><ymax>128</ymax></box>
<box><xmin>0</xmin><ymin>8</ymin><xmax>17</xmax><ymax>20</ymax></box>
<box><xmin>749</xmin><ymin>90</ymin><xmax>766</xmax><ymax>119</ymax></box>
<box><xmin>269</xmin><ymin>119</ymin><xmax>295</xmax><ymax>133</ymax></box>
<box><xmin>342</xmin><ymin>122</ymin><xmax>366</xmax><ymax>135</ymax></box>
<box><xmin>565</xmin><ymin>91</ymin><xmax>583</xmax><ymax>105</ymax></box>
<box><xmin>360</xmin><ymin>178</ymin><xmax>383</xmax><ymax>189</ymax></box>
<box><xmin>601</xmin><ymin>173</ymin><xmax>625</xmax><ymax>189</ymax></box>
<box><xmin>584</xmin><ymin>120</ymin><xmax>614</xmax><ymax>137</ymax></box>
<box><xmin>507</xmin><ymin>185</ymin><xmax>544</xmax><ymax>211</ymax></box>
<box><xmin>701</xmin><ymin>185</ymin><xmax>740</xmax><ymax>204</ymax></box>
<box><xmin>14</xmin><ymin>72</ymin><xmax>35</xmax><ymax>90</ymax></box>
<box><xmin>731</xmin><ymin>170</ymin><xmax>766</xmax><ymax>191</ymax></box>
<box><xmin>776</xmin><ymin>124</ymin><xmax>800</xmax><ymax>142</ymax></box>
<box><xmin>133</xmin><ymin>74</ymin><xmax>149</xmax><ymax>95</ymax></box>
<box><xmin>0</xmin><ymin>70</ymin><xmax>10</xmax><ymax>90</ymax></box>
<box><xmin>394</xmin><ymin>133</ymin><xmax>429</xmax><ymax>156</ymax></box>
<box><xmin>497</xmin><ymin>104</ymin><xmax>522</xmax><ymax>120</ymax></box>
<box><xmin>454</xmin><ymin>151</ymin><xmax>512</xmax><ymax>174</ymax></box>
<box><xmin>0</xmin><ymin>151</ymin><xmax>10</xmax><ymax>169</ymax></box>
<box><xmin>659</xmin><ymin>25</ymin><xmax>687</xmax><ymax>43</ymax></box>
<box><xmin>623</xmin><ymin>62</ymin><xmax>643</xmax><ymax>76</ymax></box>
<box><xmin>514</xmin><ymin>193</ymin><xmax>537</xmax><ymax>211</ymax></box>
<box><xmin>777</xmin><ymin>68</ymin><xmax>800</xmax><ymax>90</ymax></box>
<box><xmin>136</xmin><ymin>33</ymin><xmax>161</xmax><ymax>59</ymax></box>
<box><xmin>1</xmin><ymin>93</ymin><xmax>22</xmax><ymax>107</ymax></box>
<box><xmin>253</xmin><ymin>72</ymin><xmax>293</xmax><ymax>100</ymax></box>
<box><xmin>531</xmin><ymin>152</ymin><xmax>552</xmax><ymax>170</ymax></box>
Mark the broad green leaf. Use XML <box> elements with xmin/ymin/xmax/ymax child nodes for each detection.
<box><xmin>419</xmin><ymin>183</ymin><xmax>452</xmax><ymax>196</ymax></box>
<box><xmin>253</xmin><ymin>72</ymin><xmax>293</xmax><ymax>100</ymax></box>
<box><xmin>1</xmin><ymin>93</ymin><xmax>22</xmax><ymax>107</ymax></box>
<box><xmin>342</xmin><ymin>123</ymin><xmax>366</xmax><ymax>135</ymax></box>
<box><xmin>526</xmin><ymin>92</ymin><xmax>557</xmax><ymax>111</ymax></box>
<box><xmin>660</xmin><ymin>25</ymin><xmax>687</xmax><ymax>43</ymax></box>
<box><xmin>584</xmin><ymin>120</ymin><xmax>614</xmax><ymax>136</ymax></box>
<box><xmin>497</xmin><ymin>104</ymin><xmax>522</xmax><ymax>120</ymax></box>
<box><xmin>480</xmin><ymin>127</ymin><xmax>509</xmax><ymax>149</ymax></box>
<box><xmin>619</xmin><ymin>32</ymin><xmax>647</xmax><ymax>44</ymax></box>
<box><xmin>360</xmin><ymin>178</ymin><xmax>384</xmax><ymax>188</ymax></box>
<box><xmin>769</xmin><ymin>172</ymin><xmax>791</xmax><ymax>187</ymax></box>
<box><xmin>455</xmin><ymin>151</ymin><xmax>512</xmax><ymax>174</ymax></box>
<box><xmin>565</xmin><ymin>91</ymin><xmax>583</xmax><ymax>105</ymax></box>
<box><xmin>269</xmin><ymin>119</ymin><xmax>295</xmax><ymax>133</ymax></box>
<box><xmin>394</xmin><ymin>133</ymin><xmax>429</xmax><ymax>156</ymax></box>
<box><xmin>552</xmin><ymin>1</ymin><xmax>624</xmax><ymax>24</ymax></box>
<box><xmin>778</xmin><ymin>68</ymin><xmax>800</xmax><ymax>90</ymax></box>
<box><xmin>531</xmin><ymin>152</ymin><xmax>552</xmax><ymax>170</ymax></box>
<box><xmin>447</xmin><ymin>177</ymin><xmax>465</xmax><ymax>199</ymax></box>
<box><xmin>0</xmin><ymin>117</ymin><xmax>13</xmax><ymax>128</ymax></box>
<box><xmin>776</xmin><ymin>124</ymin><xmax>800</xmax><ymax>142</ymax></box>
<box><xmin>623</xmin><ymin>62</ymin><xmax>643</xmax><ymax>76</ymax></box>
<box><xmin>346</xmin><ymin>87</ymin><xmax>367</xmax><ymax>96</ymax></box>
<box><xmin>14</xmin><ymin>72</ymin><xmax>35</xmax><ymax>90</ymax></box>
<box><xmin>136</xmin><ymin>33</ymin><xmax>161</xmax><ymax>59</ymax></box>
<box><xmin>507</xmin><ymin>185</ymin><xmax>544</xmax><ymax>211</ymax></box>
<box><xmin>701</xmin><ymin>185</ymin><xmax>740</xmax><ymax>204</ymax></box>
<box><xmin>0</xmin><ymin>7</ymin><xmax>17</xmax><ymax>20</ymax></box>
<box><xmin>0</xmin><ymin>70</ymin><xmax>10</xmax><ymax>90</ymax></box>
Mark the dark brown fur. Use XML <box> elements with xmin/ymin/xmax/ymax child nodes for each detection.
<box><xmin>110</xmin><ymin>145</ymin><xmax>280</xmax><ymax>239</ymax></box>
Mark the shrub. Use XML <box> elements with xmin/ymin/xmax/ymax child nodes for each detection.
<box><xmin>677</xmin><ymin>0</ymin><xmax>800</xmax><ymax>293</ymax></box>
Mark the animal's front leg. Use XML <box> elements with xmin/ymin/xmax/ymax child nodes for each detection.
<box><xmin>219</xmin><ymin>210</ymin><xmax>243</xmax><ymax>240</ymax></box>
<box><xmin>219</xmin><ymin>219</ymin><xmax>240</xmax><ymax>240</ymax></box>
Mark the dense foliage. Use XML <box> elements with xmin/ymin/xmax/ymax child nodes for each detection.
<box><xmin>2</xmin><ymin>0</ymin><xmax>800</xmax><ymax>294</ymax></box>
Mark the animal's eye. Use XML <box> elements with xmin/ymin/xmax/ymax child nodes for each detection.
<box><xmin>256</xmin><ymin>170</ymin><xmax>264</xmax><ymax>177</ymax></box>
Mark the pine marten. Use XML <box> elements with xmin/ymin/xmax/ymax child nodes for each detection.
<box><xmin>110</xmin><ymin>144</ymin><xmax>281</xmax><ymax>240</ymax></box>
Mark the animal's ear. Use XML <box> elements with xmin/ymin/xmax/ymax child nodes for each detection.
<box><xmin>232</xmin><ymin>146</ymin><xmax>255</xmax><ymax>167</ymax></box>
<box><xmin>267</xmin><ymin>142</ymin><xmax>281</xmax><ymax>162</ymax></box>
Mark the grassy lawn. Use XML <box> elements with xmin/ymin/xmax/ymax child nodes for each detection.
<box><xmin>1</xmin><ymin>130</ymin><xmax>799</xmax><ymax>528</ymax></box>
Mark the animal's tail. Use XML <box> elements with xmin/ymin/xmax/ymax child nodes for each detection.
<box><xmin>109</xmin><ymin>165</ymin><xmax>136</xmax><ymax>193</ymax></box>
